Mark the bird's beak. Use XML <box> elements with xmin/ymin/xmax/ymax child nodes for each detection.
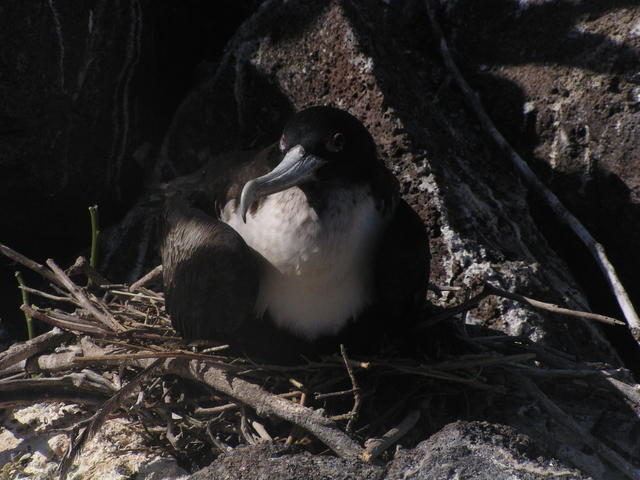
<box><xmin>239</xmin><ymin>145</ymin><xmax>325</xmax><ymax>222</ymax></box>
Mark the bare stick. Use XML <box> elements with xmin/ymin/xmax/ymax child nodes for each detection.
<box><xmin>425</xmin><ymin>1</ymin><xmax>640</xmax><ymax>340</ymax></box>
<box><xmin>0</xmin><ymin>373</ymin><xmax>113</xmax><ymax>409</ymax></box>
<box><xmin>362</xmin><ymin>410</ymin><xmax>421</xmax><ymax>462</ymax></box>
<box><xmin>0</xmin><ymin>327</ymin><xmax>69</xmax><ymax>370</ymax></box>
<box><xmin>416</xmin><ymin>283</ymin><xmax>623</xmax><ymax>330</ymax></box>
<box><xmin>520</xmin><ymin>376</ymin><xmax>640</xmax><ymax>480</ymax></box>
<box><xmin>340</xmin><ymin>345</ymin><xmax>361</xmax><ymax>433</ymax></box>
<box><xmin>416</xmin><ymin>289</ymin><xmax>489</xmax><ymax>328</ymax></box>
<box><xmin>45</xmin><ymin>259</ymin><xmax>125</xmax><ymax>332</ymax></box>
<box><xmin>74</xmin><ymin>351</ymin><xmax>233</xmax><ymax>367</ymax></box>
<box><xmin>484</xmin><ymin>284</ymin><xmax>624</xmax><ymax>326</ymax></box>
<box><xmin>315</xmin><ymin>388</ymin><xmax>359</xmax><ymax>400</ymax></box>
<box><xmin>0</xmin><ymin>242</ymin><xmax>62</xmax><ymax>287</ymax></box>
<box><xmin>251</xmin><ymin>420</ymin><xmax>273</xmax><ymax>442</ymax></box>
<box><xmin>22</xmin><ymin>305</ymin><xmax>114</xmax><ymax>336</ymax></box>
<box><xmin>68</xmin><ymin>256</ymin><xmax>111</xmax><ymax>287</ymax></box>
<box><xmin>130</xmin><ymin>265</ymin><xmax>163</xmax><ymax>291</ymax></box>
<box><xmin>19</xmin><ymin>285</ymin><xmax>76</xmax><ymax>304</ymax></box>
<box><xmin>194</xmin><ymin>391</ymin><xmax>302</xmax><ymax>416</ymax></box>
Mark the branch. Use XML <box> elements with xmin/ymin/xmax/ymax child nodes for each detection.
<box><xmin>22</xmin><ymin>305</ymin><xmax>114</xmax><ymax>336</ymax></box>
<box><xmin>0</xmin><ymin>327</ymin><xmax>70</xmax><ymax>370</ymax></box>
<box><xmin>129</xmin><ymin>265</ymin><xmax>163</xmax><ymax>291</ymax></box>
<box><xmin>0</xmin><ymin>242</ymin><xmax>62</xmax><ymax>287</ymax></box>
<box><xmin>0</xmin><ymin>373</ymin><xmax>112</xmax><ymax>409</ymax></box>
<box><xmin>425</xmin><ymin>0</ymin><xmax>640</xmax><ymax>341</ymax></box>
<box><xmin>417</xmin><ymin>283</ymin><xmax>624</xmax><ymax>329</ymax></box>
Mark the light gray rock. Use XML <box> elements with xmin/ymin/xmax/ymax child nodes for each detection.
<box><xmin>0</xmin><ymin>403</ymin><xmax>188</xmax><ymax>480</ymax></box>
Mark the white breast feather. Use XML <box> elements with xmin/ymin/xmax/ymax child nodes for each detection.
<box><xmin>221</xmin><ymin>186</ymin><xmax>386</xmax><ymax>340</ymax></box>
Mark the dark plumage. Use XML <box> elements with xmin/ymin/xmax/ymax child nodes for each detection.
<box><xmin>160</xmin><ymin>106</ymin><xmax>429</xmax><ymax>360</ymax></box>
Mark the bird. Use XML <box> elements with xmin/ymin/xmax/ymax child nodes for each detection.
<box><xmin>160</xmin><ymin>106</ymin><xmax>429</xmax><ymax>360</ymax></box>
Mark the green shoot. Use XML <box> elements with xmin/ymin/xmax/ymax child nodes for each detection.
<box><xmin>88</xmin><ymin>205</ymin><xmax>100</xmax><ymax>287</ymax></box>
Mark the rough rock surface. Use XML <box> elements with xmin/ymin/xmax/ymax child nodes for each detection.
<box><xmin>189</xmin><ymin>443</ymin><xmax>384</xmax><ymax>480</ymax></box>
<box><xmin>0</xmin><ymin>402</ymin><xmax>187</xmax><ymax>480</ymax></box>
<box><xmin>0</xmin><ymin>0</ymin><xmax>153</xmax><ymax>245</ymax></box>
<box><xmin>189</xmin><ymin>421</ymin><xmax>585</xmax><ymax>480</ymax></box>
<box><xmin>444</xmin><ymin>0</ymin><xmax>640</xmax><ymax>320</ymax></box>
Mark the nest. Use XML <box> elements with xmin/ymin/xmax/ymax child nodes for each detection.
<box><xmin>1</xmin><ymin>243</ymin><xmax>638</xmax><ymax>478</ymax></box>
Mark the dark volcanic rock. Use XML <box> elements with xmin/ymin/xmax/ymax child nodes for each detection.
<box><xmin>0</xmin><ymin>0</ymin><xmax>157</xmax><ymax>336</ymax></box>
<box><xmin>443</xmin><ymin>0</ymin><xmax>640</xmax><ymax>324</ymax></box>
<box><xmin>189</xmin><ymin>422</ymin><xmax>585</xmax><ymax>480</ymax></box>
<box><xmin>0</xmin><ymin>0</ymin><xmax>154</xmax><ymax>242</ymax></box>
<box><xmin>385</xmin><ymin>421</ymin><xmax>587</xmax><ymax>480</ymax></box>
<box><xmin>189</xmin><ymin>443</ymin><xmax>383</xmax><ymax>480</ymax></box>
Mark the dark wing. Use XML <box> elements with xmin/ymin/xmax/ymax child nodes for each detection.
<box><xmin>161</xmin><ymin>196</ymin><xmax>260</xmax><ymax>339</ymax></box>
<box><xmin>374</xmin><ymin>199</ymin><xmax>430</xmax><ymax>323</ymax></box>
<box><xmin>158</xmin><ymin>145</ymin><xmax>278</xmax><ymax>340</ymax></box>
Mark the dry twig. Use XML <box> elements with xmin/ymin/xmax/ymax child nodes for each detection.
<box><xmin>362</xmin><ymin>410</ymin><xmax>421</xmax><ymax>462</ymax></box>
<box><xmin>45</xmin><ymin>259</ymin><xmax>125</xmax><ymax>332</ymax></box>
<box><xmin>0</xmin><ymin>372</ymin><xmax>113</xmax><ymax>408</ymax></box>
<box><xmin>418</xmin><ymin>282</ymin><xmax>624</xmax><ymax>329</ymax></box>
<box><xmin>0</xmin><ymin>242</ymin><xmax>62</xmax><ymax>287</ymax></box>
<box><xmin>0</xmin><ymin>327</ymin><xmax>69</xmax><ymax>371</ymax></box>
<box><xmin>130</xmin><ymin>265</ymin><xmax>163</xmax><ymax>291</ymax></box>
<box><xmin>340</xmin><ymin>344</ymin><xmax>361</xmax><ymax>433</ymax></box>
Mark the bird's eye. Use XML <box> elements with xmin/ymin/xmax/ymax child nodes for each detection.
<box><xmin>279</xmin><ymin>134</ymin><xmax>286</xmax><ymax>151</ymax></box>
<box><xmin>326</xmin><ymin>132</ymin><xmax>344</xmax><ymax>153</ymax></box>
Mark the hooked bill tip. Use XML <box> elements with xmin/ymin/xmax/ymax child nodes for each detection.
<box><xmin>239</xmin><ymin>179</ymin><xmax>256</xmax><ymax>224</ymax></box>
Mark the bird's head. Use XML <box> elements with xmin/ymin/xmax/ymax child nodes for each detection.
<box><xmin>239</xmin><ymin>106</ymin><xmax>378</xmax><ymax>222</ymax></box>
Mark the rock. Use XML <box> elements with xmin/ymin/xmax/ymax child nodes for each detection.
<box><xmin>0</xmin><ymin>402</ymin><xmax>188</xmax><ymax>480</ymax></box>
<box><xmin>0</xmin><ymin>0</ymin><xmax>153</xmax><ymax>243</ymax></box>
<box><xmin>443</xmin><ymin>0</ymin><xmax>640</xmax><ymax>320</ymax></box>
<box><xmin>385</xmin><ymin>421</ymin><xmax>587</xmax><ymax>480</ymax></box>
<box><xmin>189</xmin><ymin>421</ymin><xmax>584</xmax><ymax>480</ymax></box>
<box><xmin>188</xmin><ymin>443</ymin><xmax>383</xmax><ymax>480</ymax></box>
